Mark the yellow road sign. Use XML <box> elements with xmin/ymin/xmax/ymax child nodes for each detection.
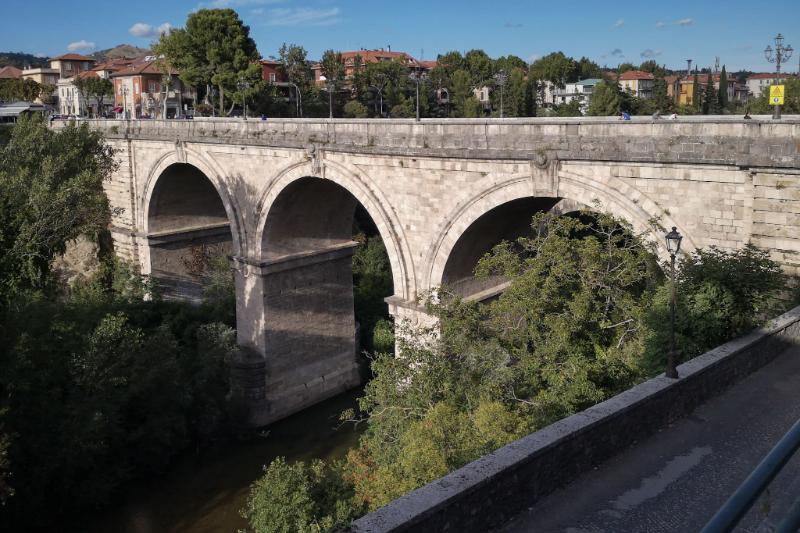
<box><xmin>770</xmin><ymin>85</ymin><xmax>785</xmax><ymax>105</ymax></box>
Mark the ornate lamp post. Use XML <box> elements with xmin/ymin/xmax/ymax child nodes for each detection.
<box><xmin>765</xmin><ymin>33</ymin><xmax>793</xmax><ymax>120</ymax></box>
<box><xmin>665</xmin><ymin>226</ymin><xmax>683</xmax><ymax>379</ymax></box>
<box><xmin>494</xmin><ymin>70</ymin><xmax>508</xmax><ymax>118</ymax></box>
<box><xmin>327</xmin><ymin>79</ymin><xmax>336</xmax><ymax>119</ymax></box>
<box><xmin>237</xmin><ymin>76</ymin><xmax>251</xmax><ymax>120</ymax></box>
<box><xmin>409</xmin><ymin>66</ymin><xmax>421</xmax><ymax>121</ymax></box>
<box><xmin>122</xmin><ymin>85</ymin><xmax>130</xmax><ymax>119</ymax></box>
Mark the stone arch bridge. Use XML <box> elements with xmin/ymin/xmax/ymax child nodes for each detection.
<box><xmin>61</xmin><ymin>117</ymin><xmax>800</xmax><ymax>425</ymax></box>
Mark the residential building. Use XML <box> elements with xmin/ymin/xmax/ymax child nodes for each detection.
<box><xmin>57</xmin><ymin>58</ymin><xmax>138</xmax><ymax>116</ymax></box>
<box><xmin>678</xmin><ymin>74</ymin><xmax>746</xmax><ymax>107</ymax></box>
<box><xmin>0</xmin><ymin>65</ymin><xmax>22</xmax><ymax>80</ymax></box>
<box><xmin>311</xmin><ymin>48</ymin><xmax>422</xmax><ymax>84</ymax></box>
<box><xmin>21</xmin><ymin>66</ymin><xmax>59</xmax><ymax>104</ymax></box>
<box><xmin>552</xmin><ymin>78</ymin><xmax>601</xmax><ymax>105</ymax></box>
<box><xmin>110</xmin><ymin>57</ymin><xmax>186</xmax><ymax>119</ymax></box>
<box><xmin>49</xmin><ymin>53</ymin><xmax>95</xmax><ymax>78</ymax></box>
<box><xmin>746</xmin><ymin>73</ymin><xmax>797</xmax><ymax>98</ymax></box>
<box><xmin>618</xmin><ymin>70</ymin><xmax>655</xmax><ymax>98</ymax></box>
<box><xmin>664</xmin><ymin>75</ymin><xmax>681</xmax><ymax>102</ymax></box>
<box><xmin>261</xmin><ymin>59</ymin><xmax>284</xmax><ymax>84</ymax></box>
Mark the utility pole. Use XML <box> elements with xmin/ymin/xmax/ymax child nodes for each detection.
<box><xmin>494</xmin><ymin>70</ymin><xmax>508</xmax><ymax>118</ymax></box>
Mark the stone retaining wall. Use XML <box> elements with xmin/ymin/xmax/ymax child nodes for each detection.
<box><xmin>348</xmin><ymin>305</ymin><xmax>800</xmax><ymax>533</ymax></box>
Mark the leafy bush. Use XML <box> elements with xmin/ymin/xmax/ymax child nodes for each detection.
<box><xmin>343</xmin><ymin>100</ymin><xmax>368</xmax><ymax>118</ymax></box>
<box><xmin>644</xmin><ymin>245</ymin><xmax>788</xmax><ymax>373</ymax></box>
<box><xmin>241</xmin><ymin>457</ymin><xmax>363</xmax><ymax>533</ymax></box>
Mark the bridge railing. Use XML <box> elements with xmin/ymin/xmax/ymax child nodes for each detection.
<box><xmin>700</xmin><ymin>416</ymin><xmax>800</xmax><ymax>533</ymax></box>
<box><xmin>50</xmin><ymin>115</ymin><xmax>800</xmax><ymax>169</ymax></box>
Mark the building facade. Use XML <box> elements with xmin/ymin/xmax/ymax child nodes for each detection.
<box><xmin>618</xmin><ymin>70</ymin><xmax>655</xmax><ymax>98</ymax></box>
<box><xmin>111</xmin><ymin>58</ymin><xmax>185</xmax><ymax>119</ymax></box>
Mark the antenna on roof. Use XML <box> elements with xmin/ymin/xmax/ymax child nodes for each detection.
<box><xmin>714</xmin><ymin>56</ymin><xmax>720</xmax><ymax>74</ymax></box>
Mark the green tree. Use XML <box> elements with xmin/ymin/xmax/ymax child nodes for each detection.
<box><xmin>465</xmin><ymin>49</ymin><xmax>493</xmax><ymax>87</ymax></box>
<box><xmin>618</xmin><ymin>62</ymin><xmax>636</xmax><ymax>74</ymax></box>
<box><xmin>587</xmin><ymin>80</ymin><xmax>626</xmax><ymax>115</ymax></box>
<box><xmin>320</xmin><ymin>50</ymin><xmax>344</xmax><ymax>117</ymax></box>
<box><xmin>74</xmin><ymin>76</ymin><xmax>113</xmax><ymax>117</ymax></box>
<box><xmin>0</xmin><ymin>116</ymin><xmax>115</xmax><ymax>302</ymax></box>
<box><xmin>365</xmin><ymin>60</ymin><xmax>406</xmax><ymax>116</ymax></box>
<box><xmin>450</xmin><ymin>68</ymin><xmax>474</xmax><ymax>117</ymax></box>
<box><xmin>747</xmin><ymin>78</ymin><xmax>800</xmax><ymax>114</ymax></box>
<box><xmin>691</xmin><ymin>70</ymin><xmax>700</xmax><ymax>110</ymax></box>
<box><xmin>155</xmin><ymin>8</ymin><xmax>259</xmax><ymax>115</ymax></box>
<box><xmin>577</xmin><ymin>57</ymin><xmax>603</xmax><ymax>80</ymax></box>
<box><xmin>343</xmin><ymin>100</ymin><xmax>368</xmax><ymax>118</ymax></box>
<box><xmin>718</xmin><ymin>65</ymin><xmax>729</xmax><ymax>110</ymax></box>
<box><xmin>530</xmin><ymin>52</ymin><xmax>578</xmax><ymax>88</ymax></box>
<box><xmin>652</xmin><ymin>77</ymin><xmax>673</xmax><ymax>113</ymax></box>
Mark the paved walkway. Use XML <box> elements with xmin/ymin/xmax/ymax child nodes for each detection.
<box><xmin>501</xmin><ymin>345</ymin><xmax>800</xmax><ymax>533</ymax></box>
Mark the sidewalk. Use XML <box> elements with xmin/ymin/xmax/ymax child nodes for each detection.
<box><xmin>501</xmin><ymin>344</ymin><xmax>800</xmax><ymax>533</ymax></box>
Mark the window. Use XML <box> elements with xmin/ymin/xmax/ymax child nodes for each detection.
<box><xmin>66</xmin><ymin>62</ymin><xmax>72</xmax><ymax>71</ymax></box>
<box><xmin>149</xmin><ymin>81</ymin><xmax>158</xmax><ymax>94</ymax></box>
<box><xmin>270</xmin><ymin>72</ymin><xmax>276</xmax><ymax>82</ymax></box>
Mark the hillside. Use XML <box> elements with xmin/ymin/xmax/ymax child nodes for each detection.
<box><xmin>0</xmin><ymin>51</ymin><xmax>48</xmax><ymax>69</ymax></box>
<box><xmin>93</xmin><ymin>44</ymin><xmax>150</xmax><ymax>60</ymax></box>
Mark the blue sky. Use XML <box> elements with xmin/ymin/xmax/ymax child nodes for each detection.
<box><xmin>3</xmin><ymin>0</ymin><xmax>798</xmax><ymax>73</ymax></box>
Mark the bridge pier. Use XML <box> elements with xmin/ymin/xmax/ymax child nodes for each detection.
<box><xmin>233</xmin><ymin>243</ymin><xmax>362</xmax><ymax>426</ymax></box>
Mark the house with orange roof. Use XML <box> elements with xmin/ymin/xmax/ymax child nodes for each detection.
<box><xmin>0</xmin><ymin>65</ymin><xmax>23</xmax><ymax>80</ymax></box>
<box><xmin>110</xmin><ymin>57</ymin><xmax>187</xmax><ymax>118</ymax></box>
<box><xmin>618</xmin><ymin>70</ymin><xmax>655</xmax><ymax>98</ymax></box>
<box><xmin>311</xmin><ymin>48</ymin><xmax>424</xmax><ymax>84</ymax></box>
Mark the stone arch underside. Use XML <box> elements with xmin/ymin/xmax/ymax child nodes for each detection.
<box><xmin>427</xmin><ymin>168</ymin><xmax>695</xmax><ymax>295</ymax></box>
<box><xmin>245</xmin><ymin>163</ymin><xmax>407</xmax><ymax>425</ymax></box>
<box><xmin>145</xmin><ymin>162</ymin><xmax>235</xmax><ymax>300</ymax></box>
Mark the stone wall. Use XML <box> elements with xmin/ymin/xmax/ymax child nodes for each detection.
<box><xmin>348</xmin><ymin>306</ymin><xmax>800</xmax><ymax>533</ymax></box>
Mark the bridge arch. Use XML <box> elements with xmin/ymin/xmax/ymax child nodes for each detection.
<box><xmin>254</xmin><ymin>159</ymin><xmax>414</xmax><ymax>301</ymax></box>
<box><xmin>425</xmin><ymin>170</ymin><xmax>696</xmax><ymax>293</ymax></box>
<box><xmin>141</xmin><ymin>149</ymin><xmax>244</xmax><ymax>256</ymax></box>
<box><xmin>141</xmin><ymin>150</ymin><xmax>243</xmax><ymax>300</ymax></box>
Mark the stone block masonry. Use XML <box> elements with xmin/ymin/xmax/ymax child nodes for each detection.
<box><xmin>51</xmin><ymin>117</ymin><xmax>800</xmax><ymax>426</ymax></box>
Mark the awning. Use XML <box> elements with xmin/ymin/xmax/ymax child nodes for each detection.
<box><xmin>114</xmin><ymin>106</ymin><xmax>123</xmax><ymax>112</ymax></box>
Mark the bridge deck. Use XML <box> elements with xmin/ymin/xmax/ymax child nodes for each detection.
<box><xmin>500</xmin><ymin>344</ymin><xmax>800</xmax><ymax>533</ymax></box>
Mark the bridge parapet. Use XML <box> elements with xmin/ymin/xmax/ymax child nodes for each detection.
<box><xmin>56</xmin><ymin>116</ymin><xmax>800</xmax><ymax>168</ymax></box>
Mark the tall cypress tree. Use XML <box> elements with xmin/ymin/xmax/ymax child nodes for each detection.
<box><xmin>718</xmin><ymin>65</ymin><xmax>729</xmax><ymax>110</ymax></box>
<box><xmin>692</xmin><ymin>68</ymin><xmax>700</xmax><ymax>110</ymax></box>
<box><xmin>702</xmin><ymin>73</ymin><xmax>716</xmax><ymax>114</ymax></box>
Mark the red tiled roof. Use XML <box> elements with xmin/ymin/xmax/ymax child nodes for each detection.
<box><xmin>77</xmin><ymin>70</ymin><xmax>99</xmax><ymax>80</ymax></box>
<box><xmin>0</xmin><ymin>65</ymin><xmax>23</xmax><ymax>79</ymax></box>
<box><xmin>110</xmin><ymin>59</ymin><xmax>178</xmax><ymax>77</ymax></box>
<box><xmin>49</xmin><ymin>53</ymin><xmax>96</xmax><ymax>62</ymax></box>
<box><xmin>93</xmin><ymin>58</ymin><xmax>141</xmax><ymax>72</ymax></box>
<box><xmin>619</xmin><ymin>70</ymin><xmax>655</xmax><ymax>81</ymax></box>
<box><xmin>418</xmin><ymin>60</ymin><xmax>438</xmax><ymax>69</ymax></box>
<box><xmin>260</xmin><ymin>59</ymin><xmax>281</xmax><ymax>66</ymax></box>
<box><xmin>747</xmin><ymin>72</ymin><xmax>796</xmax><ymax>80</ymax></box>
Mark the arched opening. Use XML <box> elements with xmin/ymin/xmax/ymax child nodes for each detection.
<box><xmin>441</xmin><ymin>197</ymin><xmax>560</xmax><ymax>300</ymax></box>
<box><xmin>258</xmin><ymin>176</ymin><xmax>395</xmax><ymax>402</ymax></box>
<box><xmin>146</xmin><ymin>163</ymin><xmax>234</xmax><ymax>302</ymax></box>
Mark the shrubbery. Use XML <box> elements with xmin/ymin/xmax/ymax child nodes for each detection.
<box><xmin>243</xmin><ymin>212</ymin><xmax>791</xmax><ymax>532</ymax></box>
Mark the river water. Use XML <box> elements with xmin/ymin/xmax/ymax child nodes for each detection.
<box><xmin>80</xmin><ymin>388</ymin><xmax>363</xmax><ymax>533</ymax></box>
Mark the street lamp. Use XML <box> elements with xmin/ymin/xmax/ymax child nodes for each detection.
<box><xmin>494</xmin><ymin>70</ymin><xmax>508</xmax><ymax>118</ymax></box>
<box><xmin>122</xmin><ymin>85</ymin><xmax>129</xmax><ymax>119</ymax></box>
<box><xmin>289</xmin><ymin>82</ymin><xmax>303</xmax><ymax>117</ymax></box>
<box><xmin>764</xmin><ymin>33</ymin><xmax>793</xmax><ymax>120</ymax></box>
<box><xmin>237</xmin><ymin>76</ymin><xmax>251</xmax><ymax>120</ymax></box>
<box><xmin>409</xmin><ymin>66</ymin><xmax>421</xmax><ymax>121</ymax></box>
<box><xmin>665</xmin><ymin>226</ymin><xmax>683</xmax><ymax>379</ymax></box>
<box><xmin>327</xmin><ymin>78</ymin><xmax>336</xmax><ymax>119</ymax></box>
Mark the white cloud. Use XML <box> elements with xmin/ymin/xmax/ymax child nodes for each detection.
<box><xmin>657</xmin><ymin>18</ymin><xmax>694</xmax><ymax>27</ymax></box>
<box><xmin>640</xmin><ymin>49</ymin><xmax>662</xmax><ymax>59</ymax></box>
<box><xmin>263</xmin><ymin>7</ymin><xmax>341</xmax><ymax>27</ymax></box>
<box><xmin>129</xmin><ymin>22</ymin><xmax>173</xmax><ymax>39</ymax></box>
<box><xmin>614</xmin><ymin>18</ymin><xmax>624</xmax><ymax>28</ymax></box>
<box><xmin>67</xmin><ymin>40</ymin><xmax>96</xmax><ymax>52</ymax></box>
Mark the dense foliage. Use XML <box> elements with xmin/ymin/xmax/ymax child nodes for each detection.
<box><xmin>243</xmin><ymin>211</ymin><xmax>791</xmax><ymax>532</ymax></box>
<box><xmin>0</xmin><ymin>118</ymin><xmax>239</xmax><ymax>529</ymax></box>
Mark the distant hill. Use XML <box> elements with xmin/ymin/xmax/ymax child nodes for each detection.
<box><xmin>0</xmin><ymin>51</ymin><xmax>48</xmax><ymax>69</ymax></box>
<box><xmin>93</xmin><ymin>44</ymin><xmax>151</xmax><ymax>60</ymax></box>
